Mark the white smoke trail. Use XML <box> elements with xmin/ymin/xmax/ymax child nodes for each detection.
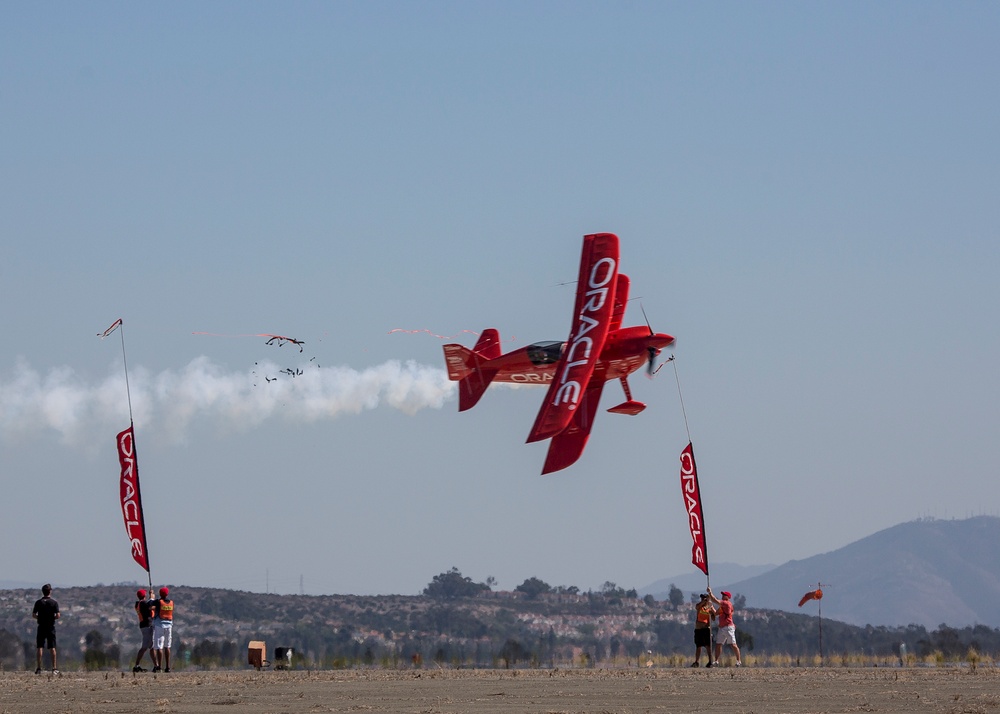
<box><xmin>0</xmin><ymin>357</ymin><xmax>456</xmax><ymax>447</ymax></box>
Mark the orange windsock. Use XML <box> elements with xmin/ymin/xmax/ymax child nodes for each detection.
<box><xmin>798</xmin><ymin>588</ymin><xmax>823</xmax><ymax>607</ymax></box>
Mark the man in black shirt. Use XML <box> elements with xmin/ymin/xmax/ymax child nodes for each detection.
<box><xmin>31</xmin><ymin>583</ymin><xmax>60</xmax><ymax>674</ymax></box>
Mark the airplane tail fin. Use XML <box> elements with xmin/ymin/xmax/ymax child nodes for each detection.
<box><xmin>472</xmin><ymin>328</ymin><xmax>501</xmax><ymax>360</ymax></box>
<box><xmin>442</xmin><ymin>329</ymin><xmax>501</xmax><ymax>411</ymax></box>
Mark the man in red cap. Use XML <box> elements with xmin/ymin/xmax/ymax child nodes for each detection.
<box><xmin>151</xmin><ymin>587</ymin><xmax>175</xmax><ymax>672</ymax></box>
<box><xmin>708</xmin><ymin>587</ymin><xmax>742</xmax><ymax>666</ymax></box>
<box><xmin>132</xmin><ymin>589</ymin><xmax>154</xmax><ymax>672</ymax></box>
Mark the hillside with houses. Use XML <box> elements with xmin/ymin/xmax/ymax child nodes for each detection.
<box><xmin>3</xmin><ymin>572</ymin><xmax>998</xmax><ymax>671</ymax></box>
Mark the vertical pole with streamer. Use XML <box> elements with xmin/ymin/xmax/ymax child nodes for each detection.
<box><xmin>817</xmin><ymin>582</ymin><xmax>824</xmax><ymax>663</ymax></box>
<box><xmin>673</xmin><ymin>358</ymin><xmax>710</xmax><ymax>591</ymax></box>
<box><xmin>101</xmin><ymin>319</ymin><xmax>153</xmax><ymax>595</ymax></box>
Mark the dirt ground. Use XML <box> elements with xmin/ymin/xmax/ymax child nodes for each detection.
<box><xmin>2</xmin><ymin>667</ymin><xmax>998</xmax><ymax>714</ymax></box>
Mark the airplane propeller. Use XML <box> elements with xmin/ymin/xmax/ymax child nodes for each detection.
<box><xmin>640</xmin><ymin>304</ymin><xmax>674</xmax><ymax>377</ymax></box>
<box><xmin>647</xmin><ymin>346</ymin><xmax>659</xmax><ymax>376</ymax></box>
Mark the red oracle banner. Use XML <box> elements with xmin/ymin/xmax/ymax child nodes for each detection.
<box><xmin>117</xmin><ymin>425</ymin><xmax>150</xmax><ymax>572</ymax></box>
<box><xmin>679</xmin><ymin>442</ymin><xmax>708</xmax><ymax>575</ymax></box>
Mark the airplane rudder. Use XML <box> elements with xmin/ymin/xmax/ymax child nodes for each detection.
<box><xmin>473</xmin><ymin>329</ymin><xmax>501</xmax><ymax>360</ymax></box>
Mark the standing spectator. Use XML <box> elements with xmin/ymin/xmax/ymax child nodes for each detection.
<box><xmin>690</xmin><ymin>593</ymin><xmax>716</xmax><ymax>667</ymax></box>
<box><xmin>151</xmin><ymin>587</ymin><xmax>174</xmax><ymax>672</ymax></box>
<box><xmin>31</xmin><ymin>584</ymin><xmax>60</xmax><ymax>674</ymax></box>
<box><xmin>709</xmin><ymin>587</ymin><xmax>742</xmax><ymax>666</ymax></box>
<box><xmin>132</xmin><ymin>589</ymin><xmax>154</xmax><ymax>672</ymax></box>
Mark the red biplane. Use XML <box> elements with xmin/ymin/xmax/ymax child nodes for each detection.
<box><xmin>443</xmin><ymin>233</ymin><xmax>675</xmax><ymax>474</ymax></box>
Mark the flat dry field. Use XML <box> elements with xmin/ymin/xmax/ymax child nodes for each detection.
<box><xmin>2</xmin><ymin>667</ymin><xmax>998</xmax><ymax>714</ymax></box>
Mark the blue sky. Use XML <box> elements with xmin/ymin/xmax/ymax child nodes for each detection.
<box><xmin>2</xmin><ymin>2</ymin><xmax>998</xmax><ymax>597</ymax></box>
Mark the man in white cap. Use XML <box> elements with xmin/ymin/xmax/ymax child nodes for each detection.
<box><xmin>151</xmin><ymin>587</ymin><xmax>175</xmax><ymax>672</ymax></box>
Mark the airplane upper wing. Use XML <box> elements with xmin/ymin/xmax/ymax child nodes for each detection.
<box><xmin>527</xmin><ymin>232</ymin><xmax>619</xmax><ymax>444</ymax></box>
<box><xmin>540</xmin><ymin>379</ymin><xmax>605</xmax><ymax>474</ymax></box>
<box><xmin>609</xmin><ymin>273</ymin><xmax>630</xmax><ymax>332</ymax></box>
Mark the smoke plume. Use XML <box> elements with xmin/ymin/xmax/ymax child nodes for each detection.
<box><xmin>0</xmin><ymin>357</ymin><xmax>455</xmax><ymax>447</ymax></box>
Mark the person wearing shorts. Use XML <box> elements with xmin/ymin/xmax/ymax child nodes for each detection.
<box><xmin>151</xmin><ymin>587</ymin><xmax>174</xmax><ymax>672</ymax></box>
<box><xmin>709</xmin><ymin>587</ymin><xmax>742</xmax><ymax>666</ymax></box>
<box><xmin>133</xmin><ymin>589</ymin><xmax>154</xmax><ymax>672</ymax></box>
<box><xmin>32</xmin><ymin>583</ymin><xmax>60</xmax><ymax>674</ymax></box>
<box><xmin>691</xmin><ymin>593</ymin><xmax>716</xmax><ymax>667</ymax></box>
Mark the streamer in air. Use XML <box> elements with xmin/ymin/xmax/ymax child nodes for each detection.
<box><xmin>193</xmin><ymin>331</ymin><xmax>305</xmax><ymax>352</ymax></box>
<box><xmin>798</xmin><ymin>588</ymin><xmax>823</xmax><ymax>607</ymax></box>
<box><xmin>389</xmin><ymin>328</ymin><xmax>481</xmax><ymax>340</ymax></box>
<box><xmin>264</xmin><ymin>334</ymin><xmax>305</xmax><ymax>352</ymax></box>
<box><xmin>99</xmin><ymin>319</ymin><xmax>123</xmax><ymax>338</ymax></box>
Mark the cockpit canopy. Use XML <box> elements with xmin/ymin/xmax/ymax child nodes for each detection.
<box><xmin>526</xmin><ymin>341</ymin><xmax>565</xmax><ymax>365</ymax></box>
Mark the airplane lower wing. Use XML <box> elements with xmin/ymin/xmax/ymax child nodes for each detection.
<box><xmin>527</xmin><ymin>232</ymin><xmax>619</xmax><ymax>443</ymax></box>
<box><xmin>540</xmin><ymin>380</ymin><xmax>605</xmax><ymax>474</ymax></box>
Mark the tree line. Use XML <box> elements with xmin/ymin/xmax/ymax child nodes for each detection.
<box><xmin>2</xmin><ymin>570</ymin><xmax>999</xmax><ymax>671</ymax></box>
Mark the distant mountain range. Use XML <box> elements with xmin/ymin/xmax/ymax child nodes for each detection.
<box><xmin>8</xmin><ymin>517</ymin><xmax>997</xmax><ymax>630</ymax></box>
<box><xmin>643</xmin><ymin>516</ymin><xmax>1000</xmax><ymax>628</ymax></box>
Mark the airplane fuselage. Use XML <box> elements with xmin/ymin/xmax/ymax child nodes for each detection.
<box><xmin>487</xmin><ymin>325</ymin><xmax>674</xmax><ymax>386</ymax></box>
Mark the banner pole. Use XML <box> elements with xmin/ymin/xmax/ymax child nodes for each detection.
<box><xmin>103</xmin><ymin>319</ymin><xmax>152</xmax><ymax>581</ymax></box>
<box><xmin>118</xmin><ymin>323</ymin><xmax>151</xmax><ymax>578</ymax></box>
<box><xmin>118</xmin><ymin>323</ymin><xmax>135</xmax><ymax>424</ymax></box>
<box><xmin>672</xmin><ymin>357</ymin><xmax>692</xmax><ymax>444</ymax></box>
<box><xmin>674</xmin><ymin>358</ymin><xmax>709</xmax><ymax>586</ymax></box>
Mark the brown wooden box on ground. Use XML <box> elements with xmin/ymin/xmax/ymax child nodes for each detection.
<box><xmin>248</xmin><ymin>640</ymin><xmax>266</xmax><ymax>669</ymax></box>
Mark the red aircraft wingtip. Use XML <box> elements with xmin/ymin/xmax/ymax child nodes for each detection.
<box><xmin>540</xmin><ymin>448</ymin><xmax>583</xmax><ymax>475</ymax></box>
